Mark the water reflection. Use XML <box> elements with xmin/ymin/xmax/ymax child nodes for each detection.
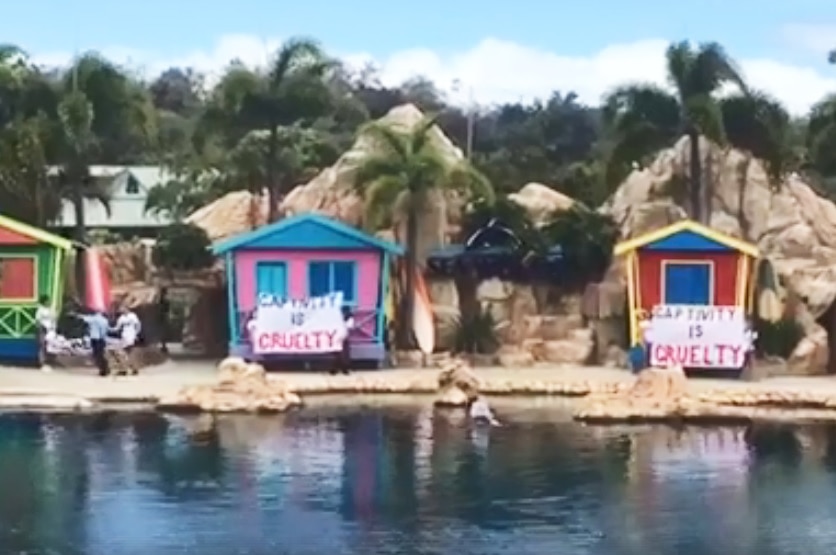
<box><xmin>3</xmin><ymin>405</ymin><xmax>836</xmax><ymax>553</ymax></box>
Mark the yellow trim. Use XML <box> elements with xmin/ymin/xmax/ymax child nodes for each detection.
<box><xmin>625</xmin><ymin>251</ymin><xmax>637</xmax><ymax>345</ymax></box>
<box><xmin>614</xmin><ymin>219</ymin><xmax>759</xmax><ymax>258</ymax></box>
<box><xmin>0</xmin><ymin>254</ymin><xmax>39</xmax><ymax>303</ymax></box>
<box><xmin>0</xmin><ymin>214</ymin><xmax>73</xmax><ymax>251</ymax></box>
<box><xmin>50</xmin><ymin>249</ymin><xmax>63</xmax><ymax>312</ymax></box>
<box><xmin>659</xmin><ymin>259</ymin><xmax>715</xmax><ymax>305</ymax></box>
<box><xmin>747</xmin><ymin>257</ymin><xmax>757</xmax><ymax>313</ymax></box>
<box><xmin>735</xmin><ymin>255</ymin><xmax>749</xmax><ymax>308</ymax></box>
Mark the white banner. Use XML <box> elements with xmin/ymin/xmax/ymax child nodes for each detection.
<box><xmin>249</xmin><ymin>291</ymin><xmax>347</xmax><ymax>354</ymax></box>
<box><xmin>644</xmin><ymin>304</ymin><xmax>752</xmax><ymax>369</ymax></box>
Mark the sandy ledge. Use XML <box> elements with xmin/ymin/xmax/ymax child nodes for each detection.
<box><xmin>0</xmin><ymin>362</ymin><xmax>836</xmax><ymax>423</ymax></box>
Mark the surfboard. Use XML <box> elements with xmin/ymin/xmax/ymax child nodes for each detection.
<box><xmin>85</xmin><ymin>247</ymin><xmax>112</xmax><ymax>312</ymax></box>
<box><xmin>413</xmin><ymin>268</ymin><xmax>435</xmax><ymax>355</ymax></box>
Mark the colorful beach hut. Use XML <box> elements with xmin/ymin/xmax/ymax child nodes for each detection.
<box><xmin>0</xmin><ymin>215</ymin><xmax>73</xmax><ymax>361</ymax></box>
<box><xmin>213</xmin><ymin>213</ymin><xmax>403</xmax><ymax>365</ymax></box>
<box><xmin>614</xmin><ymin>220</ymin><xmax>759</xmax><ymax>370</ymax></box>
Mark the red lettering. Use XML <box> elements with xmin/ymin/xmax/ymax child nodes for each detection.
<box><xmin>652</xmin><ymin>342</ymin><xmax>746</xmax><ymax>369</ymax></box>
<box><xmin>255</xmin><ymin>329</ymin><xmax>344</xmax><ymax>353</ymax></box>
<box><xmin>727</xmin><ymin>344</ymin><xmax>742</xmax><ymax>366</ymax></box>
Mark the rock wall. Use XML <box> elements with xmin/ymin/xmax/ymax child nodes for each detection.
<box><xmin>603</xmin><ymin>136</ymin><xmax>836</xmax><ymax>374</ymax></box>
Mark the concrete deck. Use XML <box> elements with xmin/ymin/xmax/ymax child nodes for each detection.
<box><xmin>2</xmin><ymin>361</ymin><xmax>836</xmax><ymax>405</ymax></box>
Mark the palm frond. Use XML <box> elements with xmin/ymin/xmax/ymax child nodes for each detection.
<box><xmin>409</xmin><ymin>114</ymin><xmax>440</xmax><ymax>154</ymax></box>
<box><xmin>692</xmin><ymin>42</ymin><xmax>748</xmax><ymax>95</ymax></box>
<box><xmin>684</xmin><ymin>93</ymin><xmax>726</xmax><ymax>144</ymax></box>
<box><xmin>602</xmin><ymin>84</ymin><xmax>681</xmax><ymax>137</ymax></box>
<box><xmin>361</xmin><ymin>175</ymin><xmax>405</xmax><ymax>230</ymax></box>
<box><xmin>354</xmin><ymin>155</ymin><xmax>405</xmax><ymax>192</ymax></box>
<box><xmin>447</xmin><ymin>163</ymin><xmax>495</xmax><ymax>204</ymax></box>
<box><xmin>665</xmin><ymin>41</ymin><xmax>696</xmax><ymax>99</ymax></box>
<box><xmin>720</xmin><ymin>91</ymin><xmax>793</xmax><ymax>180</ymax></box>
<box><xmin>268</xmin><ymin>37</ymin><xmax>326</xmax><ymax>87</ymax></box>
<box><xmin>360</xmin><ymin>122</ymin><xmax>409</xmax><ymax>160</ymax></box>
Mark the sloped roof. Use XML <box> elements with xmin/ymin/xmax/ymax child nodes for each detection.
<box><xmin>0</xmin><ymin>214</ymin><xmax>73</xmax><ymax>250</ymax></box>
<box><xmin>613</xmin><ymin>219</ymin><xmax>758</xmax><ymax>257</ymax></box>
<box><xmin>212</xmin><ymin>212</ymin><xmax>404</xmax><ymax>255</ymax></box>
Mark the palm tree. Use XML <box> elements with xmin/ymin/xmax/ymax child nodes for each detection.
<box><xmin>198</xmin><ymin>38</ymin><xmax>334</xmax><ymax>220</ymax></box>
<box><xmin>602</xmin><ymin>41</ymin><xmax>749</xmax><ymax>222</ymax></box>
<box><xmin>353</xmin><ymin>116</ymin><xmax>494</xmax><ymax>347</ymax></box>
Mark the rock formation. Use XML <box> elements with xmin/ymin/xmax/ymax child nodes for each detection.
<box><xmin>281</xmin><ymin>103</ymin><xmax>466</xmax><ymax>260</ymax></box>
<box><xmin>434</xmin><ymin>359</ymin><xmax>480</xmax><ymax>406</ymax></box>
<box><xmin>508</xmin><ymin>183</ymin><xmax>576</xmax><ymax>226</ymax></box>
<box><xmin>157</xmin><ymin>357</ymin><xmax>302</xmax><ymax>413</ymax></box>
<box><xmin>603</xmin><ymin>136</ymin><xmax>836</xmax><ymax>373</ymax></box>
<box><xmin>186</xmin><ymin>190</ymin><xmax>269</xmax><ymax>242</ymax></box>
<box><xmin>574</xmin><ymin>366</ymin><xmax>708</xmax><ymax>420</ymax></box>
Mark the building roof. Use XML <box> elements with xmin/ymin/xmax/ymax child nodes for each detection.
<box><xmin>0</xmin><ymin>214</ymin><xmax>73</xmax><ymax>250</ymax></box>
<box><xmin>212</xmin><ymin>213</ymin><xmax>404</xmax><ymax>255</ymax></box>
<box><xmin>613</xmin><ymin>219</ymin><xmax>759</xmax><ymax>257</ymax></box>
<box><xmin>53</xmin><ymin>165</ymin><xmax>175</xmax><ymax>229</ymax></box>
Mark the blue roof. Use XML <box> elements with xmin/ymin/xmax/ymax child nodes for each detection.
<box><xmin>211</xmin><ymin>213</ymin><xmax>404</xmax><ymax>255</ymax></box>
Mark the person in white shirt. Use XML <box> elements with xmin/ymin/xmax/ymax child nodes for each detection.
<box><xmin>331</xmin><ymin>306</ymin><xmax>355</xmax><ymax>375</ymax></box>
<box><xmin>114</xmin><ymin>307</ymin><xmax>142</xmax><ymax>374</ymax></box>
<box><xmin>35</xmin><ymin>295</ymin><xmax>56</xmax><ymax>370</ymax></box>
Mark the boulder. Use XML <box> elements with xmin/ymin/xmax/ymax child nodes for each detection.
<box><xmin>508</xmin><ymin>183</ymin><xmax>575</xmax><ymax>226</ymax></box>
<box><xmin>574</xmin><ymin>366</ymin><xmax>702</xmax><ymax>420</ymax></box>
<box><xmin>157</xmin><ymin>357</ymin><xmax>302</xmax><ymax>413</ymax></box>
<box><xmin>434</xmin><ymin>359</ymin><xmax>480</xmax><ymax>406</ymax></box>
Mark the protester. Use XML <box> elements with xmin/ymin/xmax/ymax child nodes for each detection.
<box><xmin>158</xmin><ymin>287</ymin><xmax>170</xmax><ymax>355</ymax></box>
<box><xmin>114</xmin><ymin>305</ymin><xmax>142</xmax><ymax>375</ymax></box>
<box><xmin>35</xmin><ymin>295</ymin><xmax>56</xmax><ymax>370</ymax></box>
<box><xmin>76</xmin><ymin>308</ymin><xmax>111</xmax><ymax>377</ymax></box>
<box><xmin>331</xmin><ymin>306</ymin><xmax>354</xmax><ymax>375</ymax></box>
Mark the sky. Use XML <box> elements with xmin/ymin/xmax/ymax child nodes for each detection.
<box><xmin>3</xmin><ymin>0</ymin><xmax>836</xmax><ymax>114</ymax></box>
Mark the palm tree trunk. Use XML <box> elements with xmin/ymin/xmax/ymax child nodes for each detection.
<box><xmin>688</xmin><ymin>129</ymin><xmax>703</xmax><ymax>223</ymax></box>
<box><xmin>73</xmin><ymin>182</ymin><xmax>86</xmax><ymax>302</ymax></box>
<box><xmin>266</xmin><ymin>124</ymin><xmax>279</xmax><ymax>222</ymax></box>
<box><xmin>399</xmin><ymin>205</ymin><xmax>419</xmax><ymax>349</ymax></box>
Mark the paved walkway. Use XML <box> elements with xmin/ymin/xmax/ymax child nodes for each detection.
<box><xmin>2</xmin><ymin>360</ymin><xmax>836</xmax><ymax>404</ymax></box>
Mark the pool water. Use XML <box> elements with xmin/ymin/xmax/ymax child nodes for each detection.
<box><xmin>0</xmin><ymin>400</ymin><xmax>834</xmax><ymax>555</ymax></box>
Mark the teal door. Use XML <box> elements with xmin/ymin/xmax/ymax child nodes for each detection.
<box><xmin>255</xmin><ymin>262</ymin><xmax>288</xmax><ymax>300</ymax></box>
<box><xmin>664</xmin><ymin>263</ymin><xmax>711</xmax><ymax>304</ymax></box>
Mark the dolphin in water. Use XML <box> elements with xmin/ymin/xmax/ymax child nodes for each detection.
<box><xmin>468</xmin><ymin>396</ymin><xmax>501</xmax><ymax>427</ymax></box>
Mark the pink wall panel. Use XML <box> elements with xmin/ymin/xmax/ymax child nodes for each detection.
<box><xmin>233</xmin><ymin>249</ymin><xmax>381</xmax><ymax>312</ymax></box>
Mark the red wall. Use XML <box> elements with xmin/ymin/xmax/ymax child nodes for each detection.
<box><xmin>636</xmin><ymin>250</ymin><xmax>739</xmax><ymax>312</ymax></box>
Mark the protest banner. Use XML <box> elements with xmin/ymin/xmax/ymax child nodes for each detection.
<box><xmin>249</xmin><ymin>291</ymin><xmax>347</xmax><ymax>354</ymax></box>
<box><xmin>645</xmin><ymin>304</ymin><xmax>751</xmax><ymax>369</ymax></box>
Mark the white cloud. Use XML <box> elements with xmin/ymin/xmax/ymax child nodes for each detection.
<box><xmin>29</xmin><ymin>34</ymin><xmax>836</xmax><ymax>116</ymax></box>
<box><xmin>780</xmin><ymin>23</ymin><xmax>836</xmax><ymax>55</ymax></box>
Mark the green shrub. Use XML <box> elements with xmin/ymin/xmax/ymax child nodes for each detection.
<box><xmin>453</xmin><ymin>308</ymin><xmax>500</xmax><ymax>355</ymax></box>
<box><xmin>754</xmin><ymin>317</ymin><xmax>804</xmax><ymax>359</ymax></box>
<box><xmin>151</xmin><ymin>223</ymin><xmax>214</xmax><ymax>271</ymax></box>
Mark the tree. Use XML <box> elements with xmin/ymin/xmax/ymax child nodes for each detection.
<box><xmin>353</xmin><ymin>116</ymin><xmax>494</xmax><ymax>347</ymax></box>
<box><xmin>197</xmin><ymin>38</ymin><xmax>335</xmax><ymax>220</ymax></box>
<box><xmin>602</xmin><ymin>41</ymin><xmax>748</xmax><ymax>222</ymax></box>
<box><xmin>806</xmin><ymin>94</ymin><xmax>836</xmax><ymax>181</ymax></box>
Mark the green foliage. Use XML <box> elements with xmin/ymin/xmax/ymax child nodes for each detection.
<box><xmin>539</xmin><ymin>207</ymin><xmax>618</xmax><ymax>285</ymax></box>
<box><xmin>151</xmin><ymin>223</ymin><xmax>214</xmax><ymax>271</ymax></box>
<box><xmin>1</xmin><ymin>36</ymin><xmax>835</xmax><ymax>251</ymax></box>
<box><xmin>754</xmin><ymin>317</ymin><xmax>804</xmax><ymax>359</ymax></box>
<box><xmin>461</xmin><ymin>196</ymin><xmax>534</xmax><ymax>242</ymax></box>
<box><xmin>453</xmin><ymin>308</ymin><xmax>499</xmax><ymax>355</ymax></box>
